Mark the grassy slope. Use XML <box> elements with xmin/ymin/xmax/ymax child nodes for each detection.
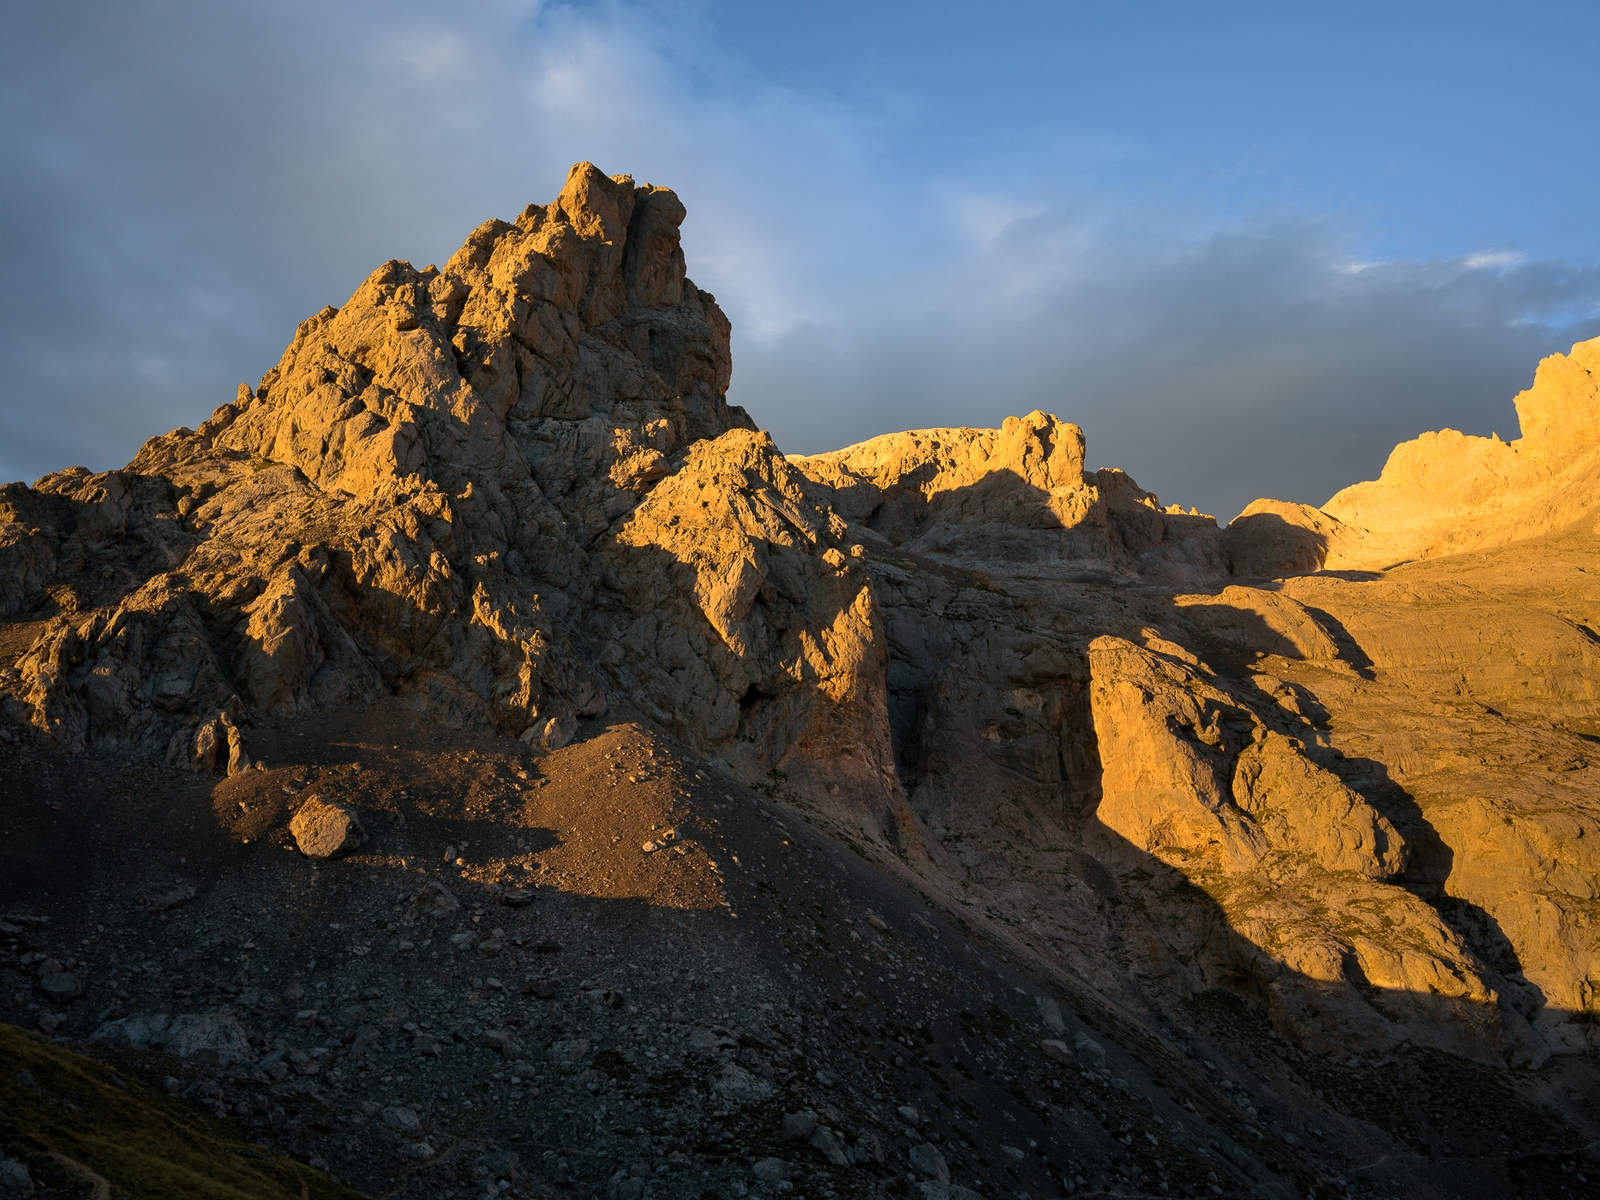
<box><xmin>0</xmin><ymin>1022</ymin><xmax>368</xmax><ymax>1200</ymax></box>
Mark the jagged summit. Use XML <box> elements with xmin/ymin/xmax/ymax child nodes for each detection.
<box><xmin>0</xmin><ymin>164</ymin><xmax>1250</xmax><ymax>798</ymax></box>
<box><xmin>0</xmin><ymin>162</ymin><xmax>896</xmax><ymax>803</ymax></box>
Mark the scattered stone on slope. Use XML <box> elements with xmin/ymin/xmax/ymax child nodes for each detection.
<box><xmin>287</xmin><ymin>794</ymin><xmax>365</xmax><ymax>857</ymax></box>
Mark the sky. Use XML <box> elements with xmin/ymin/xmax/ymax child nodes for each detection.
<box><xmin>2</xmin><ymin>1</ymin><xmax>1598</xmax><ymax>521</ymax></box>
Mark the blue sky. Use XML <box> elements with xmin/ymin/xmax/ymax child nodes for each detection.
<box><xmin>2</xmin><ymin>1</ymin><xmax>1598</xmax><ymax>520</ymax></box>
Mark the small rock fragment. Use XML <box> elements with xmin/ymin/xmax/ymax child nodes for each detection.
<box><xmin>480</xmin><ymin>1029</ymin><xmax>525</xmax><ymax>1059</ymax></box>
<box><xmin>782</xmin><ymin>1110</ymin><xmax>818</xmax><ymax>1141</ymax></box>
<box><xmin>39</xmin><ymin>972</ymin><xmax>81</xmax><ymax>1004</ymax></box>
<box><xmin>135</xmin><ymin>880</ymin><xmax>196</xmax><ymax>912</ymax></box>
<box><xmin>164</xmin><ymin>1013</ymin><xmax>251</xmax><ymax>1067</ymax></box>
<box><xmin>1036</xmin><ymin>995</ymin><xmax>1066</xmax><ymax>1035</ymax></box>
<box><xmin>540</xmin><ymin>714</ymin><xmax>577</xmax><ymax>751</ymax></box>
<box><xmin>225</xmin><ymin>721</ymin><xmax>248</xmax><ymax>777</ymax></box>
<box><xmin>908</xmin><ymin>1143</ymin><xmax>949</xmax><ymax>1183</ymax></box>
<box><xmin>550</xmin><ymin>1038</ymin><xmax>590</xmax><ymax>1064</ymax></box>
<box><xmin>408</xmin><ymin>881</ymin><xmax>460</xmax><ymax>919</ymax></box>
<box><xmin>809</xmin><ymin>1126</ymin><xmax>850</xmax><ymax>1166</ymax></box>
<box><xmin>750</xmin><ymin>1159</ymin><xmax>792</xmax><ymax>1185</ymax></box>
<box><xmin>715</xmin><ymin>1062</ymin><xmax>775</xmax><ymax>1103</ymax></box>
<box><xmin>689</xmin><ymin>1026</ymin><xmax>736</xmax><ymax>1055</ymax></box>
<box><xmin>1041</xmin><ymin>1039</ymin><xmax>1073</xmax><ymax>1064</ymax></box>
<box><xmin>385</xmin><ymin>1106</ymin><xmax>423</xmax><ymax>1133</ymax></box>
<box><xmin>0</xmin><ymin>1157</ymin><xmax>33</xmax><ymax>1194</ymax></box>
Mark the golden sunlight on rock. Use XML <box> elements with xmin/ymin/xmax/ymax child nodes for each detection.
<box><xmin>5</xmin><ymin>162</ymin><xmax>1600</xmax><ymax>1199</ymax></box>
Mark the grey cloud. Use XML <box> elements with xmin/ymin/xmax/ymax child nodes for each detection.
<box><xmin>735</xmin><ymin>213</ymin><xmax>1600</xmax><ymax>521</ymax></box>
<box><xmin>0</xmin><ymin>0</ymin><xmax>574</xmax><ymax>483</ymax></box>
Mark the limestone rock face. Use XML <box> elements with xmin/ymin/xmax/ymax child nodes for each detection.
<box><xmin>1222</xmin><ymin>499</ymin><xmax>1356</xmax><ymax>578</ymax></box>
<box><xmin>598</xmin><ymin>427</ymin><xmax>897</xmax><ymax>796</ymax></box>
<box><xmin>793</xmin><ymin>369</ymin><xmax>1600</xmax><ymax>1066</ymax></box>
<box><xmin>1230</xmin><ymin>335</ymin><xmax>1600</xmax><ymax>570</ymax></box>
<box><xmin>5</xmin><ymin>163</ymin><xmax>1600</xmax><ymax>1080</ymax></box>
<box><xmin>790</xmin><ymin>410</ymin><xmax>1228</xmax><ymax>582</ymax></box>
<box><xmin>1172</xmin><ymin>585</ymin><xmax>1341</xmax><ymax>662</ymax></box>
<box><xmin>0</xmin><ymin>162</ymin><xmax>889</xmax><ymax>809</ymax></box>
<box><xmin>1086</xmin><ymin>634</ymin><xmax>1511</xmax><ymax>1060</ymax></box>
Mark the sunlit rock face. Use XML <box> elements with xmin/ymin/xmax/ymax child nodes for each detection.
<box><xmin>3</xmin><ymin>162</ymin><xmax>1599</xmax><ymax>1073</ymax></box>
<box><xmin>790</xmin><ymin>410</ymin><xmax>1230</xmax><ymax>583</ymax></box>
<box><xmin>0</xmin><ymin>162</ymin><xmax>894</xmax><ymax>812</ymax></box>
<box><xmin>1228</xmin><ymin>335</ymin><xmax>1600</xmax><ymax>570</ymax></box>
<box><xmin>785</xmin><ymin>355</ymin><xmax>1600</xmax><ymax>1068</ymax></box>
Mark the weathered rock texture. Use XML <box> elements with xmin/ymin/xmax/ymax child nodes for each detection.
<box><xmin>791</xmin><ymin>410</ymin><xmax>1227</xmax><ymax>582</ymax></box>
<box><xmin>0</xmin><ymin>162</ymin><xmax>894</xmax><ymax>812</ymax></box>
<box><xmin>784</xmin><ymin>394</ymin><xmax>1600</xmax><ymax>1067</ymax></box>
<box><xmin>3</xmin><ymin>167</ymin><xmax>1598</xmax><ymax>1083</ymax></box>
<box><xmin>288</xmin><ymin>794</ymin><xmax>365</xmax><ymax>858</ymax></box>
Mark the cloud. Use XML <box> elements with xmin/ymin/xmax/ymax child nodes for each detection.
<box><xmin>1</xmin><ymin>0</ymin><xmax>1597</xmax><ymax>525</ymax></box>
<box><xmin>1462</xmin><ymin>250</ymin><xmax>1525</xmax><ymax>271</ymax></box>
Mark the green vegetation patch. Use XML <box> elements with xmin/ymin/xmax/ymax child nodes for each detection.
<box><xmin>0</xmin><ymin>1022</ymin><xmax>367</xmax><ymax>1199</ymax></box>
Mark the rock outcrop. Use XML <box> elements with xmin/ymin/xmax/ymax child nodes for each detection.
<box><xmin>1087</xmin><ymin>633</ymin><xmax>1507</xmax><ymax>1062</ymax></box>
<box><xmin>0</xmin><ymin>162</ymin><xmax>894</xmax><ymax>811</ymax></box>
<box><xmin>1227</xmin><ymin>335</ymin><xmax>1600</xmax><ymax>570</ymax></box>
<box><xmin>791</xmin><ymin>410</ymin><xmax>1227</xmax><ymax>582</ymax></box>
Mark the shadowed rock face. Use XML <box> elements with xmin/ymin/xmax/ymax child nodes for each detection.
<box><xmin>2</xmin><ymin>164</ymin><xmax>1599</xmax><ymax>1107</ymax></box>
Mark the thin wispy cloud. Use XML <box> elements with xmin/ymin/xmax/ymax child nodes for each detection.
<box><xmin>1</xmin><ymin>0</ymin><xmax>1597</xmax><ymax>523</ymax></box>
<box><xmin>1462</xmin><ymin>250</ymin><xmax>1526</xmax><ymax>271</ymax></box>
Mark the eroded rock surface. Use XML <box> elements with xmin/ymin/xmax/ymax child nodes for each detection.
<box><xmin>287</xmin><ymin>794</ymin><xmax>365</xmax><ymax>858</ymax></box>
<box><xmin>1231</xmin><ymin>335</ymin><xmax>1600</xmax><ymax>569</ymax></box>
<box><xmin>0</xmin><ymin>161</ymin><xmax>889</xmax><ymax>809</ymax></box>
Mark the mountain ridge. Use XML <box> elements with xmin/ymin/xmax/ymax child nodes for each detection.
<box><xmin>3</xmin><ymin>162</ymin><xmax>1600</xmax><ymax>1200</ymax></box>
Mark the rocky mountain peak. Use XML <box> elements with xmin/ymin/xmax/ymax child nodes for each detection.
<box><xmin>4</xmin><ymin>167</ymin><xmax>1600</xmax><ymax>1200</ymax></box>
<box><xmin>0</xmin><ymin>164</ymin><xmax>901</xmax><ymax>813</ymax></box>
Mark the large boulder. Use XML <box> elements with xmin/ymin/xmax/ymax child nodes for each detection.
<box><xmin>288</xmin><ymin>795</ymin><xmax>366</xmax><ymax>858</ymax></box>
